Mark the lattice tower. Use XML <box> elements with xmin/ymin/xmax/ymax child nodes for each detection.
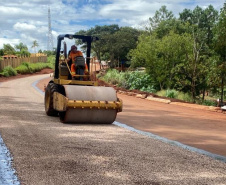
<box><xmin>47</xmin><ymin>6</ymin><xmax>54</xmax><ymax>51</ymax></box>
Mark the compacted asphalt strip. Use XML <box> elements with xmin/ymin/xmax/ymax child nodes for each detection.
<box><xmin>0</xmin><ymin>74</ymin><xmax>226</xmax><ymax>185</ymax></box>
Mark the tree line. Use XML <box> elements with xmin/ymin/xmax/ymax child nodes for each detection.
<box><xmin>76</xmin><ymin>3</ymin><xmax>226</xmax><ymax>104</ymax></box>
<box><xmin>0</xmin><ymin>40</ymin><xmax>55</xmax><ymax>58</ymax></box>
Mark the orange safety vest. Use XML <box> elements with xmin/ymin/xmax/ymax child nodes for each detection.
<box><xmin>69</xmin><ymin>51</ymin><xmax>83</xmax><ymax>76</ymax></box>
<box><xmin>68</xmin><ymin>51</ymin><xmax>83</xmax><ymax>62</ymax></box>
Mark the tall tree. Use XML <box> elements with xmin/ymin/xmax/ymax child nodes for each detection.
<box><xmin>179</xmin><ymin>6</ymin><xmax>219</xmax><ymax>101</ymax></box>
<box><xmin>106</xmin><ymin>27</ymin><xmax>140</xmax><ymax>66</ymax></box>
<box><xmin>214</xmin><ymin>3</ymin><xmax>226</xmax><ymax>105</ymax></box>
<box><xmin>148</xmin><ymin>5</ymin><xmax>174</xmax><ymax>32</ymax></box>
<box><xmin>31</xmin><ymin>40</ymin><xmax>39</xmax><ymax>54</ymax></box>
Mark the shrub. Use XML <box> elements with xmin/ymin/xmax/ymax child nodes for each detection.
<box><xmin>47</xmin><ymin>55</ymin><xmax>55</xmax><ymax>65</ymax></box>
<box><xmin>166</xmin><ymin>89</ymin><xmax>178</xmax><ymax>99</ymax></box>
<box><xmin>100</xmin><ymin>70</ymin><xmax>156</xmax><ymax>93</ymax></box>
<box><xmin>156</xmin><ymin>90</ymin><xmax>166</xmax><ymax>97</ymax></box>
<box><xmin>101</xmin><ymin>69</ymin><xmax>121</xmax><ymax>85</ymax></box>
<box><xmin>140</xmin><ymin>85</ymin><xmax>156</xmax><ymax>93</ymax></box>
<box><xmin>201</xmin><ymin>100</ymin><xmax>217</xmax><ymax>106</ymax></box>
<box><xmin>15</xmin><ymin>62</ymin><xmax>33</xmax><ymax>74</ymax></box>
<box><xmin>118</xmin><ymin>71</ymin><xmax>130</xmax><ymax>89</ymax></box>
<box><xmin>127</xmin><ymin>71</ymin><xmax>155</xmax><ymax>92</ymax></box>
<box><xmin>0</xmin><ymin>66</ymin><xmax>17</xmax><ymax>77</ymax></box>
<box><xmin>177</xmin><ymin>92</ymin><xmax>192</xmax><ymax>102</ymax></box>
<box><xmin>15</xmin><ymin>62</ymin><xmax>53</xmax><ymax>74</ymax></box>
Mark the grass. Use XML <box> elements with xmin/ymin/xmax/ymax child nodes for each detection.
<box><xmin>157</xmin><ymin>89</ymin><xmax>193</xmax><ymax>102</ymax></box>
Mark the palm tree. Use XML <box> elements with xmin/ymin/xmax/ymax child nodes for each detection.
<box><xmin>31</xmin><ymin>40</ymin><xmax>39</xmax><ymax>54</ymax></box>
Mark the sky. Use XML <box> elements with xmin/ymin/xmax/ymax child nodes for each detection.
<box><xmin>0</xmin><ymin>0</ymin><xmax>225</xmax><ymax>53</ymax></box>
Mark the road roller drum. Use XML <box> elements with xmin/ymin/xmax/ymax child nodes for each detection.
<box><xmin>56</xmin><ymin>85</ymin><xmax>122</xmax><ymax>123</ymax></box>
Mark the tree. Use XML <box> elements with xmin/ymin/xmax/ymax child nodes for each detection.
<box><xmin>15</xmin><ymin>42</ymin><xmax>29</xmax><ymax>57</ymax></box>
<box><xmin>20</xmin><ymin>49</ymin><xmax>30</xmax><ymax>57</ymax></box>
<box><xmin>148</xmin><ymin>5</ymin><xmax>174</xmax><ymax>32</ymax></box>
<box><xmin>31</xmin><ymin>40</ymin><xmax>39</xmax><ymax>54</ymax></box>
<box><xmin>130</xmin><ymin>27</ymin><xmax>214</xmax><ymax>101</ymax></box>
<box><xmin>76</xmin><ymin>24</ymin><xmax>120</xmax><ymax>64</ymax></box>
<box><xmin>75</xmin><ymin>25</ymin><xmax>140</xmax><ymax>67</ymax></box>
<box><xmin>0</xmin><ymin>49</ymin><xmax>4</xmax><ymax>56</ymax></box>
<box><xmin>3</xmin><ymin>44</ymin><xmax>16</xmax><ymax>55</ymax></box>
<box><xmin>105</xmin><ymin>27</ymin><xmax>140</xmax><ymax>67</ymax></box>
<box><xmin>179</xmin><ymin>6</ymin><xmax>219</xmax><ymax>101</ymax></box>
<box><xmin>15</xmin><ymin>42</ymin><xmax>28</xmax><ymax>52</ymax></box>
<box><xmin>213</xmin><ymin>3</ymin><xmax>226</xmax><ymax>105</ymax></box>
<box><xmin>127</xmin><ymin>4</ymin><xmax>222</xmax><ymax>102</ymax></box>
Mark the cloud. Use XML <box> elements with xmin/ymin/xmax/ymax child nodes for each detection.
<box><xmin>0</xmin><ymin>38</ymin><xmax>20</xmax><ymax>49</ymax></box>
<box><xmin>13</xmin><ymin>23</ymin><xmax>37</xmax><ymax>31</ymax></box>
<box><xmin>0</xmin><ymin>0</ymin><xmax>225</xmax><ymax>52</ymax></box>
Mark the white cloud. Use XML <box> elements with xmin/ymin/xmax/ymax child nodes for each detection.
<box><xmin>0</xmin><ymin>0</ymin><xmax>225</xmax><ymax>52</ymax></box>
<box><xmin>0</xmin><ymin>38</ymin><xmax>20</xmax><ymax>49</ymax></box>
<box><xmin>13</xmin><ymin>23</ymin><xmax>37</xmax><ymax>31</ymax></box>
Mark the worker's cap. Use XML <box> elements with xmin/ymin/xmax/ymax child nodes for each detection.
<box><xmin>71</xmin><ymin>45</ymin><xmax>77</xmax><ymax>50</ymax></box>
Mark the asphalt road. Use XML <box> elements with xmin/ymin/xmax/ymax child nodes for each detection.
<box><xmin>0</xmin><ymin>74</ymin><xmax>226</xmax><ymax>185</ymax></box>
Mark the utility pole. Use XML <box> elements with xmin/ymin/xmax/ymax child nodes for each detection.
<box><xmin>47</xmin><ymin>6</ymin><xmax>54</xmax><ymax>51</ymax></box>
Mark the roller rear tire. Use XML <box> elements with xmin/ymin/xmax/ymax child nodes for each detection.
<box><xmin>44</xmin><ymin>82</ymin><xmax>59</xmax><ymax>116</ymax></box>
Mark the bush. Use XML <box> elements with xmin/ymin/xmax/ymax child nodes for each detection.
<box><xmin>118</xmin><ymin>71</ymin><xmax>130</xmax><ymax>89</ymax></box>
<box><xmin>201</xmin><ymin>100</ymin><xmax>217</xmax><ymax>106</ymax></box>
<box><xmin>166</xmin><ymin>89</ymin><xmax>178</xmax><ymax>99</ymax></box>
<box><xmin>15</xmin><ymin>62</ymin><xmax>53</xmax><ymax>74</ymax></box>
<box><xmin>127</xmin><ymin>71</ymin><xmax>156</xmax><ymax>92</ymax></box>
<box><xmin>177</xmin><ymin>92</ymin><xmax>192</xmax><ymax>102</ymax></box>
<box><xmin>100</xmin><ymin>70</ymin><xmax>156</xmax><ymax>93</ymax></box>
<box><xmin>101</xmin><ymin>69</ymin><xmax>121</xmax><ymax>85</ymax></box>
<box><xmin>0</xmin><ymin>66</ymin><xmax>17</xmax><ymax>77</ymax></box>
<box><xmin>47</xmin><ymin>55</ymin><xmax>55</xmax><ymax>64</ymax></box>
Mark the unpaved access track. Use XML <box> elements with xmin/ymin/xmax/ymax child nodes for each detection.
<box><xmin>0</xmin><ymin>74</ymin><xmax>226</xmax><ymax>185</ymax></box>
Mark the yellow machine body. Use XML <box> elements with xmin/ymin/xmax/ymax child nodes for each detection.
<box><xmin>44</xmin><ymin>34</ymin><xmax>122</xmax><ymax>124</ymax></box>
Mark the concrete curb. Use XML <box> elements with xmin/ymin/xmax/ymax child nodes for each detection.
<box><xmin>170</xmin><ymin>102</ymin><xmax>221</xmax><ymax>112</ymax></box>
<box><xmin>146</xmin><ymin>95</ymin><xmax>171</xmax><ymax>104</ymax></box>
<box><xmin>117</xmin><ymin>91</ymin><xmax>224</xmax><ymax>113</ymax></box>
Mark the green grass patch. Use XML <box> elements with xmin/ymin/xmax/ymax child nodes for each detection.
<box><xmin>157</xmin><ymin>89</ymin><xmax>192</xmax><ymax>102</ymax></box>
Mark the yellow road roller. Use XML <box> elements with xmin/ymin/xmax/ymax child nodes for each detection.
<box><xmin>44</xmin><ymin>34</ymin><xmax>122</xmax><ymax>123</ymax></box>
